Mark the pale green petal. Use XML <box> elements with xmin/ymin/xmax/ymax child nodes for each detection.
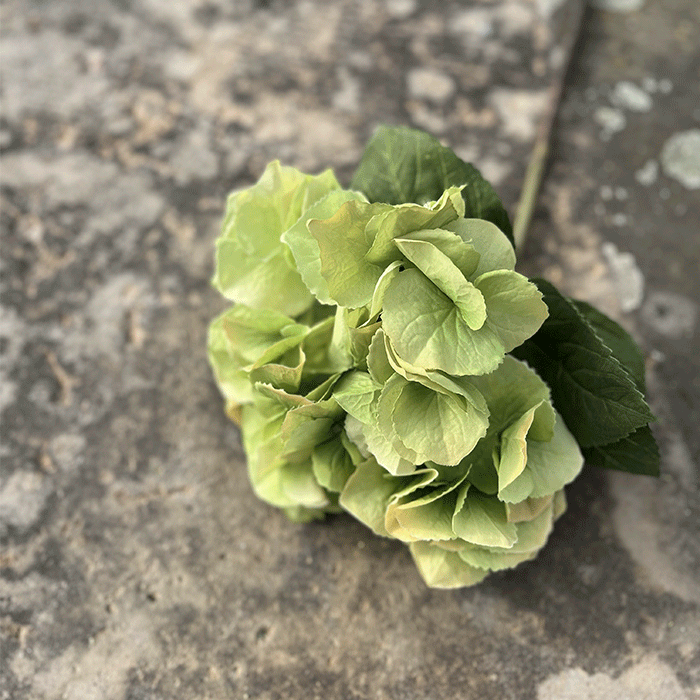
<box><xmin>382</xmin><ymin>268</ymin><xmax>505</xmax><ymax>376</ymax></box>
<box><xmin>496</xmin><ymin>403</ymin><xmax>540</xmax><ymax>495</ymax></box>
<box><xmin>214</xmin><ymin>161</ymin><xmax>340</xmax><ymax>316</ymax></box>
<box><xmin>214</xmin><ymin>244</ymin><xmax>312</xmax><ymax>317</ymax></box>
<box><xmin>475</xmin><ymin>270</ymin><xmax>549</xmax><ymax>352</ymax></box>
<box><xmin>367</xmin><ymin>329</ymin><xmax>394</xmax><ymax>385</ymax></box>
<box><xmin>391</xmin><ymin>377</ymin><xmax>488</xmax><ymax>466</ymax></box>
<box><xmin>498</xmin><ymin>412</ymin><xmax>584</xmax><ymax>502</ymax></box>
<box><xmin>311</xmin><ymin>438</ymin><xmax>356</xmax><ymax>493</ymax></box>
<box><xmin>369</xmin><ymin>261</ymin><xmax>402</xmax><ymax>319</ymax></box>
<box><xmin>282</xmin><ymin>189</ymin><xmax>367</xmax><ymax>304</ymax></box>
<box><xmin>452</xmin><ymin>490</ymin><xmax>517</xmax><ymax>548</ymax></box>
<box><xmin>409</xmin><ymin>541</ymin><xmax>489</xmax><ymax>588</ymax></box>
<box><xmin>332</xmin><ymin>371</ymin><xmax>381</xmax><ymax>423</ymax></box>
<box><xmin>506</xmin><ymin>495</ymin><xmax>553</xmax><ymax>523</ymax></box>
<box><xmin>248</xmin><ymin>346</ymin><xmax>305</xmax><ymax>395</ymax></box>
<box><xmin>308</xmin><ymin>199</ymin><xmax>393</xmax><ymax>308</ymax></box>
<box><xmin>302</xmin><ymin>316</ymin><xmax>354</xmax><ymax>375</ymax></box>
<box><xmin>388</xmin><ymin>475</ymin><xmax>468</xmax><ymax>542</ymax></box>
<box><xmin>394</xmin><ymin>235</ymin><xmax>487</xmax><ymax>329</ymax></box>
<box><xmin>279</xmin><ymin>461</ymin><xmax>330</xmax><ymax>508</ymax></box>
<box><xmin>365</xmin><ymin>187</ymin><xmax>463</xmax><ymax>263</ymax></box>
<box><xmin>396</xmin><ymin>227</ymin><xmax>480</xmax><ymax>279</ymax></box>
<box><xmin>280</xmin><ymin>399</ymin><xmax>343</xmax><ymax>462</ymax></box>
<box><xmin>339</xmin><ymin>457</ymin><xmax>398</xmax><ymax>536</ymax></box>
<box><xmin>445</xmin><ymin>218</ymin><xmax>516</xmax><ymax>277</ymax></box>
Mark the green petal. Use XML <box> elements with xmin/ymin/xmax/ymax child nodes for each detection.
<box><xmin>332</xmin><ymin>371</ymin><xmax>381</xmax><ymax>424</ymax></box>
<box><xmin>311</xmin><ymin>438</ymin><xmax>356</xmax><ymax>493</ymax></box>
<box><xmin>445</xmin><ymin>218</ymin><xmax>516</xmax><ymax>277</ymax></box>
<box><xmin>452</xmin><ymin>489</ymin><xmax>517</xmax><ymax>548</ymax></box>
<box><xmin>282</xmin><ymin>189</ymin><xmax>368</xmax><ymax>305</ymax></box>
<box><xmin>394</xmin><ymin>234</ymin><xmax>486</xmax><ymax>329</ymax></box>
<box><xmin>409</xmin><ymin>541</ymin><xmax>489</xmax><ymax>588</ymax></box>
<box><xmin>391</xmin><ymin>376</ymin><xmax>488</xmax><ymax>466</ymax></box>
<box><xmin>474</xmin><ymin>270</ymin><xmax>549</xmax><ymax>352</ymax></box>
<box><xmin>382</xmin><ymin>268</ymin><xmax>505</xmax><ymax>376</ymax></box>
<box><xmin>498</xmin><ymin>412</ymin><xmax>584</xmax><ymax>503</ymax></box>
<box><xmin>308</xmin><ymin>199</ymin><xmax>394</xmax><ymax>308</ymax></box>
<box><xmin>214</xmin><ymin>161</ymin><xmax>339</xmax><ymax>316</ymax></box>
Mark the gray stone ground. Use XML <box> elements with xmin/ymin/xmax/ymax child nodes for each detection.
<box><xmin>0</xmin><ymin>0</ymin><xmax>698</xmax><ymax>698</ymax></box>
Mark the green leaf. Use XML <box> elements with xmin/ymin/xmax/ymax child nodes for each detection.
<box><xmin>350</xmin><ymin>125</ymin><xmax>514</xmax><ymax>246</ymax></box>
<box><xmin>511</xmin><ymin>279</ymin><xmax>655</xmax><ymax>449</ymax></box>
<box><xmin>583</xmin><ymin>425</ymin><xmax>660</xmax><ymax>477</ymax></box>
<box><xmin>572</xmin><ymin>299</ymin><xmax>646</xmax><ymax>392</ymax></box>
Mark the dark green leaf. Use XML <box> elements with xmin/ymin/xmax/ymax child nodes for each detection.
<box><xmin>583</xmin><ymin>425</ymin><xmax>660</xmax><ymax>477</ymax></box>
<box><xmin>350</xmin><ymin>125</ymin><xmax>514</xmax><ymax>246</ymax></box>
<box><xmin>511</xmin><ymin>279</ymin><xmax>655</xmax><ymax>448</ymax></box>
<box><xmin>571</xmin><ymin>299</ymin><xmax>646</xmax><ymax>392</ymax></box>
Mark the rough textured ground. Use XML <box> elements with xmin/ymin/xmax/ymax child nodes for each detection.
<box><xmin>1</xmin><ymin>0</ymin><xmax>698</xmax><ymax>698</ymax></box>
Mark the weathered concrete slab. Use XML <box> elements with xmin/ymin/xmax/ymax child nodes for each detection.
<box><xmin>2</xmin><ymin>0</ymin><xmax>698</xmax><ymax>698</ymax></box>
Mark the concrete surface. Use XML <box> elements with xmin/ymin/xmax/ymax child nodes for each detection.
<box><xmin>1</xmin><ymin>0</ymin><xmax>698</xmax><ymax>698</ymax></box>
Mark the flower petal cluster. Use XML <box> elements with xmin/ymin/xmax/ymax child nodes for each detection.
<box><xmin>339</xmin><ymin>356</ymin><xmax>583</xmax><ymax>587</ymax></box>
<box><xmin>209</xmin><ymin>160</ymin><xmax>586</xmax><ymax>585</ymax></box>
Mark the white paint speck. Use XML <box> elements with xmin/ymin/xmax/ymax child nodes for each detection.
<box><xmin>601</xmin><ymin>242</ymin><xmax>644</xmax><ymax>312</ymax></box>
<box><xmin>407</xmin><ymin>68</ymin><xmax>456</xmax><ymax>104</ymax></box>
<box><xmin>661</xmin><ymin>129</ymin><xmax>700</xmax><ymax>189</ymax></box>
<box><xmin>589</xmin><ymin>0</ymin><xmax>645</xmax><ymax>10</ymax></box>
<box><xmin>600</xmin><ymin>185</ymin><xmax>613</xmax><ymax>200</ymax></box>
<box><xmin>611</xmin><ymin>81</ymin><xmax>653</xmax><ymax>112</ymax></box>
<box><xmin>635</xmin><ymin>159</ymin><xmax>658</xmax><ymax>186</ymax></box>
<box><xmin>332</xmin><ymin>67</ymin><xmax>360</xmax><ymax>113</ymax></box>
<box><xmin>642</xmin><ymin>76</ymin><xmax>658</xmax><ymax>93</ymax></box>
<box><xmin>0</xmin><ymin>471</ymin><xmax>52</xmax><ymax>536</ymax></box>
<box><xmin>611</xmin><ymin>213</ymin><xmax>628</xmax><ymax>227</ymax></box>
<box><xmin>385</xmin><ymin>0</ymin><xmax>416</xmax><ymax>18</ymax></box>
<box><xmin>489</xmin><ymin>89</ymin><xmax>548</xmax><ymax>141</ymax></box>
<box><xmin>659</xmin><ymin>78</ymin><xmax>673</xmax><ymax>94</ymax></box>
<box><xmin>451</xmin><ymin>9</ymin><xmax>494</xmax><ymax>38</ymax></box>
<box><xmin>594</xmin><ymin>106</ymin><xmax>626</xmax><ymax>140</ymax></box>
<box><xmin>615</xmin><ymin>187</ymin><xmax>628</xmax><ymax>200</ymax></box>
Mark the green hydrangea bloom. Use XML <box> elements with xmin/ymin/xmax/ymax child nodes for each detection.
<box><xmin>339</xmin><ymin>357</ymin><xmax>584</xmax><ymax>587</ymax></box>
<box><xmin>208</xmin><ymin>159</ymin><xmax>594</xmax><ymax>586</ymax></box>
